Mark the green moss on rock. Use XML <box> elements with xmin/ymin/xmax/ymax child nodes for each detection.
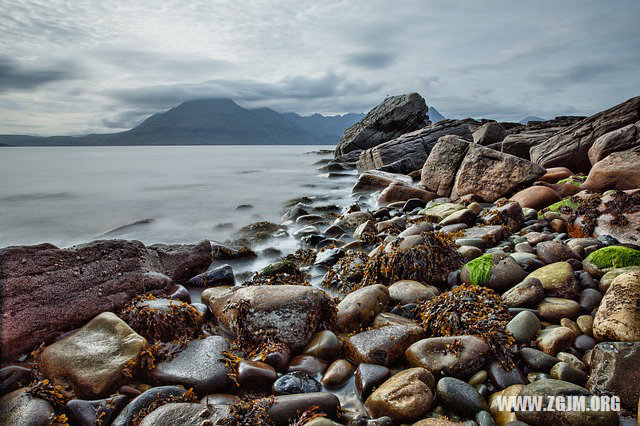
<box><xmin>465</xmin><ymin>254</ymin><xmax>494</xmax><ymax>286</ymax></box>
<box><xmin>547</xmin><ymin>198</ymin><xmax>580</xmax><ymax>213</ymax></box>
<box><xmin>260</xmin><ymin>259</ymin><xmax>300</xmax><ymax>277</ymax></box>
<box><xmin>585</xmin><ymin>246</ymin><xmax>640</xmax><ymax>269</ymax></box>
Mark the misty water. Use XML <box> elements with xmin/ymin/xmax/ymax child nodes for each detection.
<box><xmin>0</xmin><ymin>146</ymin><xmax>357</xmax><ymax>251</ymax></box>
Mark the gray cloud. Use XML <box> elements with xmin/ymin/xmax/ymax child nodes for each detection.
<box><xmin>0</xmin><ymin>55</ymin><xmax>76</xmax><ymax>92</ymax></box>
<box><xmin>345</xmin><ymin>52</ymin><xmax>395</xmax><ymax>69</ymax></box>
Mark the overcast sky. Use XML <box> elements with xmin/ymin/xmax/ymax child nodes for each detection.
<box><xmin>1</xmin><ymin>0</ymin><xmax>639</xmax><ymax>135</ymax></box>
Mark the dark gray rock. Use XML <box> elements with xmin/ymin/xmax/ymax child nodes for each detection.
<box><xmin>436</xmin><ymin>377</ymin><xmax>488</xmax><ymax>417</ymax></box>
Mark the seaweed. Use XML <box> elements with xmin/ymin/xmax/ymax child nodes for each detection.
<box><xmin>220</xmin><ymin>395</ymin><xmax>276</xmax><ymax>425</ymax></box>
<box><xmin>465</xmin><ymin>254</ymin><xmax>493</xmax><ymax>286</ymax></box>
<box><xmin>321</xmin><ymin>250</ymin><xmax>368</xmax><ymax>297</ymax></box>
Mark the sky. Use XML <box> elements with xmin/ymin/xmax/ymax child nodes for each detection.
<box><xmin>1</xmin><ymin>0</ymin><xmax>639</xmax><ymax>136</ymax></box>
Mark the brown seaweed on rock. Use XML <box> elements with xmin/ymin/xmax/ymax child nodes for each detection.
<box><xmin>321</xmin><ymin>250</ymin><xmax>368</xmax><ymax>297</ymax></box>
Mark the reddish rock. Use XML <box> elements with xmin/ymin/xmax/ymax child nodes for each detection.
<box><xmin>539</xmin><ymin>167</ymin><xmax>573</xmax><ymax>183</ymax></box>
<box><xmin>378</xmin><ymin>182</ymin><xmax>437</xmax><ymax>206</ymax></box>
<box><xmin>510</xmin><ymin>186</ymin><xmax>562</xmax><ymax>210</ymax></box>
<box><xmin>588</xmin><ymin>122</ymin><xmax>640</xmax><ymax>165</ymax></box>
<box><xmin>421</xmin><ymin>135</ymin><xmax>470</xmax><ymax>196</ymax></box>
<box><xmin>0</xmin><ymin>240</ymin><xmax>211</xmax><ymax>361</ymax></box>
<box><xmin>581</xmin><ymin>151</ymin><xmax>640</xmax><ymax>191</ymax></box>
<box><xmin>352</xmin><ymin>170</ymin><xmax>412</xmax><ymax>193</ymax></box>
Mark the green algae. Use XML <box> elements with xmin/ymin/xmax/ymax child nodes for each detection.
<box><xmin>260</xmin><ymin>259</ymin><xmax>299</xmax><ymax>276</ymax></box>
<box><xmin>465</xmin><ymin>254</ymin><xmax>493</xmax><ymax>286</ymax></box>
<box><xmin>547</xmin><ymin>198</ymin><xmax>580</xmax><ymax>213</ymax></box>
<box><xmin>585</xmin><ymin>246</ymin><xmax>640</xmax><ymax>269</ymax></box>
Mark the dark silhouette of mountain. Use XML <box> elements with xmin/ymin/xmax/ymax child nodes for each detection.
<box><xmin>0</xmin><ymin>99</ymin><xmax>364</xmax><ymax>146</ymax></box>
<box><xmin>427</xmin><ymin>106</ymin><xmax>445</xmax><ymax>123</ymax></box>
<box><xmin>519</xmin><ymin>115</ymin><xmax>546</xmax><ymax>124</ymax></box>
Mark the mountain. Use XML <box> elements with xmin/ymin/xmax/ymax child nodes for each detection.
<box><xmin>427</xmin><ymin>106</ymin><xmax>445</xmax><ymax>123</ymax></box>
<box><xmin>519</xmin><ymin>115</ymin><xmax>546</xmax><ymax>124</ymax></box>
<box><xmin>0</xmin><ymin>99</ymin><xmax>364</xmax><ymax>146</ymax></box>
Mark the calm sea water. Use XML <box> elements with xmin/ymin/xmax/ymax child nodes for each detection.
<box><xmin>0</xmin><ymin>145</ymin><xmax>355</xmax><ymax>248</ymax></box>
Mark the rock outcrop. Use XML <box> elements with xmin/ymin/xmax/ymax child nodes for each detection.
<box><xmin>581</xmin><ymin>150</ymin><xmax>640</xmax><ymax>191</ymax></box>
<box><xmin>335</xmin><ymin>93</ymin><xmax>429</xmax><ymax>156</ymax></box>
<box><xmin>0</xmin><ymin>239</ymin><xmax>211</xmax><ymax>361</ymax></box>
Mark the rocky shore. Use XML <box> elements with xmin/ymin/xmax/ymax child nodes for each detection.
<box><xmin>1</xmin><ymin>93</ymin><xmax>640</xmax><ymax>425</ymax></box>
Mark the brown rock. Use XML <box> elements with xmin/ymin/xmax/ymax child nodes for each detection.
<box><xmin>0</xmin><ymin>240</ymin><xmax>210</xmax><ymax>361</ymax></box>
<box><xmin>473</xmin><ymin>122</ymin><xmax>507</xmax><ymax>145</ymax></box>
<box><xmin>510</xmin><ymin>186</ymin><xmax>562</xmax><ymax>210</ymax></box>
<box><xmin>581</xmin><ymin>151</ymin><xmax>640</xmax><ymax>191</ymax></box>
<box><xmin>539</xmin><ymin>167</ymin><xmax>573</xmax><ymax>183</ymax></box>
<box><xmin>336</xmin><ymin>284</ymin><xmax>389</xmax><ymax>332</ymax></box>
<box><xmin>536</xmin><ymin>327</ymin><xmax>576</xmax><ymax>355</ymax></box>
<box><xmin>321</xmin><ymin>359</ymin><xmax>353</xmax><ymax>387</ymax></box>
<box><xmin>587</xmin><ymin>342</ymin><xmax>640</xmax><ymax>409</ymax></box>
<box><xmin>388</xmin><ymin>280</ymin><xmax>437</xmax><ymax>305</ymax></box>
<box><xmin>421</xmin><ymin>135</ymin><xmax>471</xmax><ymax>196</ymax></box>
<box><xmin>501</xmin><ymin>277</ymin><xmax>545</xmax><ymax>308</ymax></box>
<box><xmin>378</xmin><ymin>182</ymin><xmax>437</xmax><ymax>206</ymax></box>
<box><xmin>593</xmin><ymin>271</ymin><xmax>640</xmax><ymax>341</ymax></box>
<box><xmin>588</xmin><ymin>121</ymin><xmax>640</xmax><ymax>165</ymax></box>
<box><xmin>344</xmin><ymin>325</ymin><xmax>425</xmax><ymax>366</ymax></box>
<box><xmin>352</xmin><ymin>170</ymin><xmax>412</xmax><ymax>193</ymax></box>
<box><xmin>405</xmin><ymin>336</ymin><xmax>490</xmax><ymax>379</ymax></box>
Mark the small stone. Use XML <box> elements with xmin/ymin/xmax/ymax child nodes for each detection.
<box><xmin>506</xmin><ymin>311</ymin><xmax>541</xmax><ymax>343</ymax></box>
<box><xmin>556</xmin><ymin>352</ymin><xmax>587</xmax><ymax>371</ymax></box>
<box><xmin>188</xmin><ymin>264</ymin><xmax>235</xmax><ymax>287</ymax></box>
<box><xmin>287</xmin><ymin>355</ymin><xmax>328</xmax><ymax>377</ymax></box>
<box><xmin>336</xmin><ymin>284</ymin><xmax>389</xmax><ymax>332</ymax></box>
<box><xmin>501</xmin><ymin>277</ymin><xmax>544</xmax><ymax>308</ymax></box>
<box><xmin>525</xmin><ymin>261</ymin><xmax>580</xmax><ymax>299</ymax></box>
<box><xmin>237</xmin><ymin>360</ymin><xmax>277</xmax><ymax>388</ymax></box>
<box><xmin>519</xmin><ymin>348</ymin><xmax>560</xmax><ymax>373</ymax></box>
<box><xmin>436</xmin><ymin>377</ymin><xmax>488</xmax><ymax>418</ymax></box>
<box><xmin>550</xmin><ymin>362</ymin><xmax>588</xmax><ymax>386</ymax></box>
<box><xmin>576</xmin><ymin>315</ymin><xmax>594</xmax><ymax>336</ymax></box>
<box><xmin>303</xmin><ymin>331</ymin><xmax>341</xmax><ymax>361</ymax></box>
<box><xmin>0</xmin><ymin>388</ymin><xmax>55</xmax><ymax>425</ymax></box>
<box><xmin>355</xmin><ymin>363</ymin><xmax>391</xmax><ymax>399</ymax></box>
<box><xmin>320</xmin><ymin>359</ymin><xmax>353</xmax><ymax>387</ymax></box>
<box><xmin>388</xmin><ymin>280</ymin><xmax>436</xmax><ymax>305</ymax></box>
<box><xmin>344</xmin><ymin>325</ymin><xmax>425</xmax><ymax>367</ymax></box>
<box><xmin>574</xmin><ymin>334</ymin><xmax>597</xmax><ymax>351</ymax></box>
<box><xmin>538</xmin><ymin>297</ymin><xmax>582</xmax><ymax>322</ymax></box>
<box><xmin>112</xmin><ymin>386</ymin><xmax>189</xmax><ymax>426</ymax></box>
<box><xmin>536</xmin><ymin>327</ymin><xmax>576</xmax><ymax>355</ymax></box>
<box><xmin>559</xmin><ymin>318</ymin><xmax>582</xmax><ymax>336</ymax></box>
<box><xmin>272</xmin><ymin>372</ymin><xmax>321</xmax><ymax>395</ymax></box>
<box><xmin>535</xmin><ymin>241</ymin><xmax>580</xmax><ymax>264</ymax></box>
<box><xmin>468</xmin><ymin>370</ymin><xmax>488</xmax><ymax>386</ymax></box>
<box><xmin>487</xmin><ymin>361</ymin><xmax>527</xmax><ymax>390</ymax></box>
<box><xmin>67</xmin><ymin>395</ymin><xmax>128</xmax><ymax>426</ymax></box>
<box><xmin>405</xmin><ymin>336</ymin><xmax>490</xmax><ymax>379</ymax></box>
<box><xmin>268</xmin><ymin>392</ymin><xmax>340</xmax><ymax>424</ymax></box>
<box><xmin>579</xmin><ymin>288</ymin><xmax>602</xmax><ymax>313</ymax></box>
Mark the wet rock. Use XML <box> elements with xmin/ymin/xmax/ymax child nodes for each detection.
<box><xmin>507</xmin><ymin>310</ymin><xmax>541</xmax><ymax>343</ymax></box>
<box><xmin>511</xmin><ymin>186</ymin><xmax>562</xmax><ymax>210</ymax></box>
<box><xmin>550</xmin><ymin>362</ymin><xmax>588</xmax><ymax>386</ymax></box>
<box><xmin>272</xmin><ymin>371</ymin><xmax>322</xmax><ymax>395</ymax></box>
<box><xmin>459</xmin><ymin>245</ymin><xmax>483</xmax><ymax>261</ymax></box>
<box><xmin>536</xmin><ymin>327</ymin><xmax>576</xmax><ymax>355</ymax></box>
<box><xmin>335</xmin><ymin>211</ymin><xmax>374</xmax><ymax>230</ymax></box>
<box><xmin>67</xmin><ymin>395</ymin><xmax>128</xmax><ymax>426</ymax></box>
<box><xmin>582</xmin><ymin>151</ymin><xmax>640</xmax><ymax>191</ymax></box>
<box><xmin>336</xmin><ymin>93</ymin><xmax>428</xmax><ymax>156</ymax></box>
<box><xmin>336</xmin><ymin>284</ymin><xmax>389</xmax><ymax>332</ymax></box>
<box><xmin>237</xmin><ymin>359</ymin><xmax>278</xmax><ymax>388</ymax></box>
<box><xmin>0</xmin><ymin>387</ymin><xmax>55</xmax><ymax>425</ymax></box>
<box><xmin>314</xmin><ymin>248</ymin><xmax>345</xmax><ymax>267</ymax></box>
<box><xmin>166</xmin><ymin>284</ymin><xmax>190</xmax><ymax>303</ymax></box>
<box><xmin>579</xmin><ymin>288</ymin><xmax>602</xmax><ymax>313</ymax></box>
<box><xmin>515</xmin><ymin>379</ymin><xmax>618</xmax><ymax>425</ymax></box>
<box><xmin>378</xmin><ymin>182</ymin><xmax>437</xmax><ymax>205</ymax></box>
<box><xmin>388</xmin><ymin>280</ymin><xmax>437</xmax><ymax>305</ymax></box>
<box><xmin>344</xmin><ymin>324</ymin><xmax>425</xmax><ymax>366</ymax></box>
<box><xmin>421</xmin><ymin>136</ymin><xmax>471</xmax><ymax>197</ymax></box>
<box><xmin>303</xmin><ymin>331</ymin><xmax>341</xmax><ymax>361</ymax></box>
<box><xmin>39</xmin><ymin>312</ymin><xmax>145</xmax><ymax>399</ymax></box>
<box><xmin>480</xmin><ymin>201</ymin><xmax>525</xmax><ymax>232</ymax></box>
<box><xmin>487</xmin><ymin>361</ymin><xmax>527</xmax><ymax>390</ymax></box>
<box><xmin>365</xmin><ymin>368</ymin><xmax>435</xmax><ymax>423</ymax></box>
<box><xmin>576</xmin><ymin>315</ymin><xmax>594</xmax><ymax>336</ymax></box>
<box><xmin>0</xmin><ymin>240</ymin><xmax>210</xmax><ymax>360</ymax></box>
<box><xmin>372</xmin><ymin>312</ymin><xmax>420</xmax><ymax>328</ymax></box>
<box><xmin>556</xmin><ymin>352</ymin><xmax>587</xmax><ymax>371</ymax></box>
<box><xmin>403</xmin><ymin>198</ymin><xmax>428</xmax><ymax>212</ymax></box>
<box><xmin>288</xmin><ymin>355</ymin><xmax>328</xmax><ymax>377</ymax></box>
<box><xmin>538</xmin><ymin>297</ymin><xmax>582</xmax><ymax>321</ymax></box>
<box><xmin>138</xmin><ymin>402</ymin><xmax>231</xmax><ymax>426</ymax></box>
<box><xmin>440</xmin><ymin>208</ymin><xmax>477</xmax><ymax>227</ymax></box>
<box><xmin>436</xmin><ymin>376</ymin><xmax>488</xmax><ymax>418</ymax></box>
<box><xmin>355</xmin><ymin>363</ymin><xmax>391</xmax><ymax>399</ymax></box>
<box><xmin>593</xmin><ymin>270</ymin><xmax>640</xmax><ymax>341</ymax></box>
<box><xmin>353</xmin><ymin>220</ymin><xmax>376</xmax><ymax>240</ymax></box>
<box><xmin>321</xmin><ymin>359</ymin><xmax>353</xmax><ymax>387</ymax></box>
<box><xmin>460</xmin><ymin>253</ymin><xmax>527</xmax><ymax>291</ymax></box>
<box><xmin>525</xmin><ymin>261</ymin><xmax>580</xmax><ymax>299</ymax></box>
<box><xmin>207</xmin><ymin>285</ymin><xmax>335</xmax><ymax>352</ymax></box>
<box><xmin>188</xmin><ymin>264</ymin><xmax>234</xmax><ymax>287</ymax></box>
<box><xmin>501</xmin><ymin>277</ymin><xmax>544</xmax><ymax>308</ymax></box>
<box><xmin>421</xmin><ymin>202</ymin><xmax>466</xmax><ymax>221</ymax></box>
<box><xmin>488</xmin><ymin>384</ymin><xmax>524</xmax><ymax>425</ymax></box>
<box><xmin>405</xmin><ymin>336</ymin><xmax>490</xmax><ymax>379</ymax></box>
<box><xmin>519</xmin><ymin>348</ymin><xmax>560</xmax><ymax>373</ymax></box>
<box><xmin>112</xmin><ymin>385</ymin><xmax>188</xmax><ymax>426</ymax></box>
<box><xmin>0</xmin><ymin>365</ymin><xmax>32</xmax><ymax>396</ymax></box>
<box><xmin>459</xmin><ymin>226</ymin><xmax>506</xmax><ymax>247</ymax></box>
<box><xmin>587</xmin><ymin>342</ymin><xmax>640</xmax><ymax>409</ymax></box>
<box><xmin>147</xmin><ymin>336</ymin><xmax>231</xmax><ymax>394</ymax></box>
<box><xmin>121</xmin><ymin>297</ymin><xmax>203</xmax><ymax>342</ymax></box>
<box><xmin>269</xmin><ymin>392</ymin><xmax>341</xmax><ymax>425</ymax></box>
<box><xmin>353</xmin><ymin>170</ymin><xmax>413</xmax><ymax>192</ymax></box>
<box><xmin>535</xmin><ymin>241</ymin><xmax>580</xmax><ymax>264</ymax></box>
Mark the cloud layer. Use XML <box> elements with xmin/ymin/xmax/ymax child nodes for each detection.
<box><xmin>1</xmin><ymin>0</ymin><xmax>639</xmax><ymax>135</ymax></box>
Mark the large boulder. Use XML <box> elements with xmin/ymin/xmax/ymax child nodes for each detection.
<box><xmin>499</xmin><ymin>116</ymin><xmax>584</xmax><ymax>160</ymax></box>
<box><xmin>420</xmin><ymin>136</ymin><xmax>471</xmax><ymax>196</ymax></box>
<box><xmin>378</xmin><ymin>182</ymin><xmax>437</xmax><ymax>206</ymax></box>
<box><xmin>335</xmin><ymin>93</ymin><xmax>428</xmax><ymax>156</ymax></box>
<box><xmin>593</xmin><ymin>270</ymin><xmax>640</xmax><ymax>341</ymax></box>
<box><xmin>587</xmin><ymin>342</ymin><xmax>640</xmax><ymax>409</ymax></box>
<box><xmin>206</xmin><ymin>285</ymin><xmax>336</xmax><ymax>352</ymax></box>
<box><xmin>472</xmin><ymin>122</ymin><xmax>507</xmax><ymax>145</ymax></box>
<box><xmin>357</xmin><ymin>119</ymin><xmax>478</xmax><ymax>173</ymax></box>
<box><xmin>581</xmin><ymin>151</ymin><xmax>640</xmax><ymax>191</ymax></box>
<box><xmin>352</xmin><ymin>170</ymin><xmax>412</xmax><ymax>193</ymax></box>
<box><xmin>0</xmin><ymin>388</ymin><xmax>55</xmax><ymax>425</ymax></box>
<box><xmin>451</xmin><ymin>144</ymin><xmax>546</xmax><ymax>202</ymax></box>
<box><xmin>530</xmin><ymin>96</ymin><xmax>640</xmax><ymax>173</ymax></box>
<box><xmin>0</xmin><ymin>239</ymin><xmax>211</xmax><ymax>361</ymax></box>
<box><xmin>588</xmin><ymin>122</ymin><xmax>640</xmax><ymax>165</ymax></box>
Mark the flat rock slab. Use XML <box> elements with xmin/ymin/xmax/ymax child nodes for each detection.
<box><xmin>0</xmin><ymin>239</ymin><xmax>211</xmax><ymax>361</ymax></box>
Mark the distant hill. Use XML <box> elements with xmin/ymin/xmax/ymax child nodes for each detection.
<box><xmin>0</xmin><ymin>99</ymin><xmax>364</xmax><ymax>146</ymax></box>
<box><xmin>519</xmin><ymin>115</ymin><xmax>546</xmax><ymax>124</ymax></box>
<box><xmin>428</xmin><ymin>106</ymin><xmax>445</xmax><ymax>123</ymax></box>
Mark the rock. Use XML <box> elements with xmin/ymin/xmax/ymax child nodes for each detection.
<box><xmin>388</xmin><ymin>280</ymin><xmax>437</xmax><ymax>305</ymax></box>
<box><xmin>357</xmin><ymin>119</ymin><xmax>477</xmax><ymax>173</ymax></box>
<box><xmin>576</xmin><ymin>315</ymin><xmax>594</xmax><ymax>336</ymax></box>
<box><xmin>147</xmin><ymin>336</ymin><xmax>231</xmax><ymax>394</ymax></box>
<box><xmin>121</xmin><ymin>297</ymin><xmax>203</xmax><ymax>342</ymax></box>
<box><xmin>588</xmin><ymin>122</ymin><xmax>640</xmax><ymax>165</ymax></box>
<box><xmin>39</xmin><ymin>312</ymin><xmax>146</xmax><ymax>399</ymax></box>
<box><xmin>167</xmin><ymin>284</ymin><xmax>191</xmax><ymax>303</ymax></box>
<box><xmin>535</xmin><ymin>241</ymin><xmax>580</xmax><ymax>264</ymax></box>
<box><xmin>0</xmin><ymin>365</ymin><xmax>32</xmax><ymax>396</ymax></box>
<box><xmin>421</xmin><ymin>136</ymin><xmax>471</xmax><ymax>196</ymax></box>
<box><xmin>355</xmin><ymin>363</ymin><xmax>391</xmax><ymax>398</ymax></box>
<box><xmin>378</xmin><ymin>182</ymin><xmax>437</xmax><ymax>205</ymax></box>
<box><xmin>422</xmin><ymin>202</ymin><xmax>466</xmax><ymax>221</ymax></box>
<box><xmin>336</xmin><ymin>284</ymin><xmax>389</xmax><ymax>332</ymax></box>
<box><xmin>365</xmin><ymin>368</ymin><xmax>434</xmax><ymax>423</ymax></box>
<box><xmin>515</xmin><ymin>379</ymin><xmax>618</xmax><ymax>425</ymax></box>
<box><xmin>67</xmin><ymin>395</ymin><xmax>128</xmax><ymax>426</ymax></box>
<box><xmin>507</xmin><ymin>311</ymin><xmax>541</xmax><ymax>343</ymax></box>
<box><xmin>405</xmin><ymin>336</ymin><xmax>490</xmax><ymax>379</ymax></box>
<box><xmin>538</xmin><ymin>297</ymin><xmax>582</xmax><ymax>321</ymax></box>
<box><xmin>587</xmin><ymin>342</ymin><xmax>640</xmax><ymax>409</ymax></box>
<box><xmin>593</xmin><ymin>271</ymin><xmax>640</xmax><ymax>341</ymax></box>
<box><xmin>440</xmin><ymin>208</ymin><xmax>477</xmax><ymax>226</ymax></box>
<box><xmin>487</xmin><ymin>361</ymin><xmax>527</xmax><ymax>390</ymax></box>
<box><xmin>211</xmin><ymin>242</ymin><xmax>256</xmax><ymax>260</ymax></box>
<box><xmin>344</xmin><ymin>325</ymin><xmax>425</xmax><ymax>366</ymax></box>
<box><xmin>536</xmin><ymin>327</ymin><xmax>576</xmax><ymax>355</ymax></box>
<box><xmin>321</xmin><ymin>359</ymin><xmax>353</xmax><ymax>387</ymax></box>
<box><xmin>335</xmin><ymin>211</ymin><xmax>374</xmax><ymax>230</ymax></box>
<box><xmin>314</xmin><ymin>248</ymin><xmax>345</xmax><ymax>267</ymax></box>
<box><xmin>207</xmin><ymin>285</ymin><xmax>335</xmax><ymax>352</ymax></box>
<box><xmin>480</xmin><ymin>201</ymin><xmax>525</xmax><ymax>232</ymax></box>
<box><xmin>188</xmin><ymin>264</ymin><xmax>234</xmax><ymax>287</ymax></box>
<box><xmin>272</xmin><ymin>372</ymin><xmax>322</xmax><ymax>395</ymax></box>
<box><xmin>138</xmin><ymin>402</ymin><xmax>231</xmax><ymax>426</ymax></box>
<box><xmin>488</xmin><ymin>384</ymin><xmax>524</xmax><ymax>425</ymax></box>
<box><xmin>520</xmin><ymin>348</ymin><xmax>560</xmax><ymax>373</ymax></box>
<box><xmin>530</xmin><ymin>95</ymin><xmax>640</xmax><ymax>173</ymax></box>
<box><xmin>269</xmin><ymin>392</ymin><xmax>340</xmax><ymax>425</ymax></box>
<box><xmin>525</xmin><ymin>262</ymin><xmax>580</xmax><ymax>299</ymax></box>
<box><xmin>236</xmin><ymin>221</ymin><xmax>285</xmax><ymax>243</ymax></box>
<box><xmin>451</xmin><ymin>144</ymin><xmax>546</xmax><ymax>202</ymax></box>
<box><xmin>510</xmin><ymin>186</ymin><xmax>562</xmax><ymax>210</ymax></box>
<box><xmin>436</xmin><ymin>377</ymin><xmax>488</xmax><ymax>418</ymax></box>
<box><xmin>501</xmin><ymin>277</ymin><xmax>544</xmax><ymax>308</ymax></box>
<box><xmin>582</xmin><ymin>151</ymin><xmax>640</xmax><ymax>191</ymax></box>
<box><xmin>550</xmin><ymin>362</ymin><xmax>588</xmax><ymax>386</ymax></box>
<box><xmin>0</xmin><ymin>388</ymin><xmax>55</xmax><ymax>426</ymax></box>
<box><xmin>0</xmin><ymin>240</ymin><xmax>210</xmax><ymax>361</ymax></box>
<box><xmin>459</xmin><ymin>226</ymin><xmax>506</xmax><ymax>248</ymax></box>
<box><xmin>579</xmin><ymin>288</ymin><xmax>602</xmax><ymax>313</ymax></box>
<box><xmin>372</xmin><ymin>312</ymin><xmax>420</xmax><ymax>328</ymax></box>
<box><xmin>303</xmin><ymin>331</ymin><xmax>341</xmax><ymax>361</ymax></box>
<box><xmin>473</xmin><ymin>122</ymin><xmax>508</xmax><ymax>145</ymax></box>
<box><xmin>287</xmin><ymin>355</ymin><xmax>328</xmax><ymax>377</ymax></box>
<box><xmin>460</xmin><ymin>253</ymin><xmax>527</xmax><ymax>291</ymax></box>
<box><xmin>336</xmin><ymin>93</ymin><xmax>428</xmax><ymax>156</ymax></box>
<box><xmin>237</xmin><ymin>359</ymin><xmax>278</xmax><ymax>388</ymax></box>
<box><xmin>403</xmin><ymin>198</ymin><xmax>428</xmax><ymax>212</ymax></box>
<box><xmin>539</xmin><ymin>167</ymin><xmax>573</xmax><ymax>183</ymax></box>
<box><xmin>112</xmin><ymin>386</ymin><xmax>188</xmax><ymax>426</ymax></box>
<box><xmin>352</xmin><ymin>170</ymin><xmax>413</xmax><ymax>192</ymax></box>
